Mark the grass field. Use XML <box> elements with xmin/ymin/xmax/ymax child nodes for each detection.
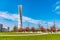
<box><xmin>0</xmin><ymin>32</ymin><xmax>41</xmax><ymax>35</ymax></box>
<box><xmin>0</xmin><ymin>32</ymin><xmax>60</xmax><ymax>40</ymax></box>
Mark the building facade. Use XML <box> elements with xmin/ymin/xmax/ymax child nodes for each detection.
<box><xmin>18</xmin><ymin>5</ymin><xmax>22</xmax><ymax>29</ymax></box>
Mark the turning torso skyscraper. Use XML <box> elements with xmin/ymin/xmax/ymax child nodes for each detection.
<box><xmin>18</xmin><ymin>5</ymin><xmax>22</xmax><ymax>29</ymax></box>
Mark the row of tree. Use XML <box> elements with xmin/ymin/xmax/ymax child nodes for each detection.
<box><xmin>13</xmin><ymin>25</ymin><xmax>58</xmax><ymax>32</ymax></box>
<box><xmin>13</xmin><ymin>26</ymin><xmax>36</xmax><ymax>32</ymax></box>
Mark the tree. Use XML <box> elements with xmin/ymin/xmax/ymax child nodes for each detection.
<box><xmin>25</xmin><ymin>27</ymin><xmax>30</xmax><ymax>32</ymax></box>
<box><xmin>50</xmin><ymin>25</ymin><xmax>56</xmax><ymax>32</ymax></box>
<box><xmin>31</xmin><ymin>27</ymin><xmax>35</xmax><ymax>32</ymax></box>
<box><xmin>18</xmin><ymin>28</ymin><xmax>23</xmax><ymax>32</ymax></box>
<box><xmin>13</xmin><ymin>26</ymin><xmax>17</xmax><ymax>32</ymax></box>
<box><xmin>40</xmin><ymin>26</ymin><xmax>45</xmax><ymax>32</ymax></box>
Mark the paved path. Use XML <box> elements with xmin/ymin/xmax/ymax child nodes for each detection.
<box><xmin>0</xmin><ymin>32</ymin><xmax>60</xmax><ymax>36</ymax></box>
<box><xmin>0</xmin><ymin>33</ymin><xmax>48</xmax><ymax>36</ymax></box>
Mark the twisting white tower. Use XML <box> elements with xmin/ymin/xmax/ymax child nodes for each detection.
<box><xmin>18</xmin><ymin>5</ymin><xmax>22</xmax><ymax>29</ymax></box>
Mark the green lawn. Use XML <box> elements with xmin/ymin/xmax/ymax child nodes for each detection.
<box><xmin>0</xmin><ymin>34</ymin><xmax>60</xmax><ymax>40</ymax></box>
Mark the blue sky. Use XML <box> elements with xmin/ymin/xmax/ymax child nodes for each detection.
<box><xmin>0</xmin><ymin>0</ymin><xmax>60</xmax><ymax>30</ymax></box>
<box><xmin>22</xmin><ymin>0</ymin><xmax>59</xmax><ymax>20</ymax></box>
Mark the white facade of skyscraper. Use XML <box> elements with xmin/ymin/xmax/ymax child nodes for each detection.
<box><xmin>18</xmin><ymin>5</ymin><xmax>22</xmax><ymax>29</ymax></box>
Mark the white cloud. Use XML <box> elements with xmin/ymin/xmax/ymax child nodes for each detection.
<box><xmin>0</xmin><ymin>11</ymin><xmax>41</xmax><ymax>24</ymax></box>
<box><xmin>0</xmin><ymin>11</ymin><xmax>60</xmax><ymax>27</ymax></box>
<box><xmin>56</xmin><ymin>1</ymin><xmax>60</xmax><ymax>4</ymax></box>
<box><xmin>56</xmin><ymin>11</ymin><xmax>60</xmax><ymax>14</ymax></box>
<box><xmin>48</xmin><ymin>22</ymin><xmax>54</xmax><ymax>26</ymax></box>
<box><xmin>53</xmin><ymin>1</ymin><xmax>60</xmax><ymax>14</ymax></box>
<box><xmin>22</xmin><ymin>16</ymin><xmax>41</xmax><ymax>24</ymax></box>
<box><xmin>55</xmin><ymin>5</ymin><xmax>60</xmax><ymax>10</ymax></box>
<box><xmin>55</xmin><ymin>1</ymin><xmax>60</xmax><ymax>10</ymax></box>
<box><xmin>0</xmin><ymin>11</ymin><xmax>18</xmax><ymax>21</ymax></box>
